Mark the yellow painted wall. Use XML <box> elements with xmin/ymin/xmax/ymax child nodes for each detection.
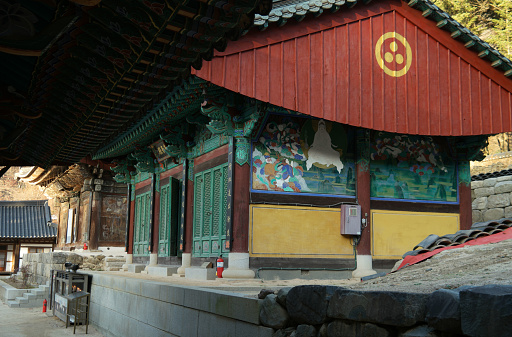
<box><xmin>372</xmin><ymin>210</ymin><xmax>459</xmax><ymax>259</ymax></box>
<box><xmin>249</xmin><ymin>205</ymin><xmax>354</xmax><ymax>258</ymax></box>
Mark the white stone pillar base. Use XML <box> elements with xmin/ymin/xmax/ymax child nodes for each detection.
<box><xmin>177</xmin><ymin>253</ymin><xmax>191</xmax><ymax>275</ymax></box>
<box><xmin>221</xmin><ymin>252</ymin><xmax>255</xmax><ymax>279</ymax></box>
<box><xmin>121</xmin><ymin>253</ymin><xmax>133</xmax><ymax>271</ymax></box>
<box><xmin>352</xmin><ymin>254</ymin><xmax>377</xmax><ymax>279</ymax></box>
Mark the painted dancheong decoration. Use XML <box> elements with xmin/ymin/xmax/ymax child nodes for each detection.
<box><xmin>370</xmin><ymin>132</ymin><xmax>457</xmax><ymax>202</ymax></box>
<box><xmin>252</xmin><ymin>114</ymin><xmax>355</xmax><ymax>196</ymax></box>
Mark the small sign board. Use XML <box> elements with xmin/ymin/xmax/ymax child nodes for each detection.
<box><xmin>54</xmin><ymin>293</ymin><xmax>68</xmax><ymax>321</ymax></box>
<box><xmin>149</xmin><ymin>139</ymin><xmax>171</xmax><ymax>163</ymax></box>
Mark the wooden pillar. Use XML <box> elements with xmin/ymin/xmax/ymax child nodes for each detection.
<box><xmin>356</xmin><ymin>129</ymin><xmax>371</xmax><ymax>256</ymax></box>
<box><xmin>128</xmin><ymin>195</ymin><xmax>135</xmax><ymax>255</ymax></box>
<box><xmin>184</xmin><ymin>178</ymin><xmax>194</xmax><ymax>254</ymax></box>
<box><xmin>232</xmin><ymin>163</ymin><xmax>250</xmax><ymax>253</ymax></box>
<box><xmin>353</xmin><ymin>128</ymin><xmax>376</xmax><ymax>278</ymax></box>
<box><xmin>125</xmin><ymin>184</ymin><xmax>132</xmax><ymax>253</ymax></box>
<box><xmin>459</xmin><ymin>161</ymin><xmax>472</xmax><ymax>230</ymax></box>
<box><xmin>151</xmin><ymin>175</ymin><xmax>160</xmax><ymax>255</ymax></box>
<box><xmin>13</xmin><ymin>242</ymin><xmax>20</xmax><ymax>272</ymax></box>
<box><xmin>89</xmin><ymin>191</ymin><xmax>102</xmax><ymax>250</ymax></box>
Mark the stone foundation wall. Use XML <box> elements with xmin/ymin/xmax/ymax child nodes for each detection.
<box><xmin>22</xmin><ymin>253</ymin><xmax>107</xmax><ymax>285</ymax></box>
<box><xmin>471</xmin><ymin>176</ymin><xmax>512</xmax><ymax>223</ymax></box>
<box><xmin>260</xmin><ymin>285</ymin><xmax>512</xmax><ymax>337</ymax></box>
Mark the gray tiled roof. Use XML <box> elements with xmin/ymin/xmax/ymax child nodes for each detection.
<box><xmin>0</xmin><ymin>201</ymin><xmax>57</xmax><ymax>239</ymax></box>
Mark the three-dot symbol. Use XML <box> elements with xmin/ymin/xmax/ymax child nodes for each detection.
<box><xmin>375</xmin><ymin>32</ymin><xmax>412</xmax><ymax>77</ymax></box>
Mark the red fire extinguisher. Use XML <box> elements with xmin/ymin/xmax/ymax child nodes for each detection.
<box><xmin>42</xmin><ymin>299</ymin><xmax>47</xmax><ymax>313</ymax></box>
<box><xmin>83</xmin><ymin>242</ymin><xmax>88</xmax><ymax>250</ymax></box>
<box><xmin>216</xmin><ymin>255</ymin><xmax>224</xmax><ymax>278</ymax></box>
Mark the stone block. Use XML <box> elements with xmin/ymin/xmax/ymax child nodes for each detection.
<box><xmin>140</xmin><ymin>281</ymin><xmax>164</xmax><ymax>300</ymax></box>
<box><xmin>495</xmin><ymin>181</ymin><xmax>512</xmax><ymax>193</ymax></box>
<box><xmin>472</xmin><ymin>210</ymin><xmax>483</xmax><ymax>223</ymax></box>
<box><xmin>498</xmin><ymin>175</ymin><xmax>512</xmax><ymax>182</ymax></box>
<box><xmin>287</xmin><ymin>285</ymin><xmax>338</xmax><ymax>325</ymax></box>
<box><xmin>185</xmin><ymin>266</ymin><xmax>216</xmax><ymax>280</ymax></box>
<box><xmin>171</xmin><ymin>306</ymin><xmax>199</xmax><ymax>337</ymax></box>
<box><xmin>159</xmin><ymin>284</ymin><xmax>184</xmax><ymax>305</ymax></box>
<box><xmin>327</xmin><ymin>320</ymin><xmax>389</xmax><ymax>337</ymax></box>
<box><xmin>198</xmin><ymin>311</ymin><xmax>236</xmax><ymax>337</ymax></box>
<box><xmin>146</xmin><ymin>299</ymin><xmax>172</xmax><ymax>332</ymax></box>
<box><xmin>128</xmin><ymin>264</ymin><xmax>146</xmax><ymax>273</ymax></box>
<box><xmin>425</xmin><ymin>289</ymin><xmax>462</xmax><ymax>334</ymax></box>
<box><xmin>505</xmin><ymin>206</ymin><xmax>512</xmax><ymax>218</ymax></box>
<box><xmin>473</xmin><ymin>187</ymin><xmax>494</xmax><ymax>198</ymax></box>
<box><xmin>460</xmin><ymin>285</ymin><xmax>512</xmax><ymax>337</ymax></box>
<box><xmin>487</xmin><ymin>194</ymin><xmax>510</xmax><ymax>208</ymax></box>
<box><xmin>295</xmin><ymin>324</ymin><xmax>317</xmax><ymax>337</ymax></box>
<box><xmin>399</xmin><ymin>325</ymin><xmax>438</xmax><ymax>337</ymax></box>
<box><xmin>483</xmin><ymin>208</ymin><xmax>505</xmax><ymax>221</ymax></box>
<box><xmin>327</xmin><ymin>289</ymin><xmax>428</xmax><ymax>327</ymax></box>
<box><xmin>472</xmin><ymin>197</ymin><xmax>488</xmax><ymax>210</ymax></box>
<box><xmin>147</xmin><ymin>266</ymin><xmax>178</xmax><ymax>277</ymax></box>
<box><xmin>276</xmin><ymin>287</ymin><xmax>292</xmax><ymax>307</ymax></box>
<box><xmin>471</xmin><ymin>180</ymin><xmax>484</xmax><ymax>189</ymax></box>
<box><xmin>111</xmin><ymin>276</ymin><xmax>126</xmax><ymax>291</ymax></box>
<box><xmin>259</xmin><ymin>294</ymin><xmax>289</xmax><ymax>329</ymax></box>
<box><xmin>483</xmin><ymin>178</ymin><xmax>497</xmax><ymax>187</ymax></box>
<box><xmin>51</xmin><ymin>252</ymin><xmax>67</xmax><ymax>264</ymax></box>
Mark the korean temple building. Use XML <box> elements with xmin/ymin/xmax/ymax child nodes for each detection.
<box><xmin>2</xmin><ymin>0</ymin><xmax>512</xmax><ymax>278</ymax></box>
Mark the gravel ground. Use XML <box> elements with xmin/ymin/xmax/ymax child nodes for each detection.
<box><xmin>346</xmin><ymin>239</ymin><xmax>512</xmax><ymax>293</ymax></box>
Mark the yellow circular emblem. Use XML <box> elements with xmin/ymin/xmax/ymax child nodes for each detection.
<box><xmin>375</xmin><ymin>32</ymin><xmax>412</xmax><ymax>77</ymax></box>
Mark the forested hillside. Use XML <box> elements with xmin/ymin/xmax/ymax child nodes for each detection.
<box><xmin>433</xmin><ymin>0</ymin><xmax>512</xmax><ymax>156</ymax></box>
<box><xmin>0</xmin><ymin>167</ymin><xmax>46</xmax><ymax>201</ymax></box>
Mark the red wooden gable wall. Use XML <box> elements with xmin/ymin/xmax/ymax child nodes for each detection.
<box><xmin>192</xmin><ymin>1</ymin><xmax>512</xmax><ymax>136</ymax></box>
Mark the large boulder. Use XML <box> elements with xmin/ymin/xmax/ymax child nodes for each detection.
<box><xmin>294</xmin><ymin>324</ymin><xmax>316</xmax><ymax>337</ymax></box>
<box><xmin>260</xmin><ymin>294</ymin><xmax>289</xmax><ymax>329</ymax></box>
<box><xmin>327</xmin><ymin>289</ymin><xmax>428</xmax><ymax>327</ymax></box>
<box><xmin>277</xmin><ymin>287</ymin><xmax>292</xmax><ymax>307</ymax></box>
<box><xmin>399</xmin><ymin>325</ymin><xmax>439</xmax><ymax>337</ymax></box>
<box><xmin>286</xmin><ymin>286</ymin><xmax>338</xmax><ymax>325</ymax></box>
<box><xmin>326</xmin><ymin>320</ymin><xmax>389</xmax><ymax>337</ymax></box>
<box><xmin>425</xmin><ymin>288</ymin><xmax>464</xmax><ymax>334</ymax></box>
<box><xmin>460</xmin><ymin>285</ymin><xmax>512</xmax><ymax>337</ymax></box>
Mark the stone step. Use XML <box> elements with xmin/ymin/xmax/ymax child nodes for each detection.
<box><xmin>127</xmin><ymin>264</ymin><xmax>146</xmax><ymax>273</ymax></box>
<box><xmin>23</xmin><ymin>293</ymin><xmax>37</xmax><ymax>300</ymax></box>
<box><xmin>106</xmin><ymin>267</ymin><xmax>121</xmax><ymax>271</ymax></box>
<box><xmin>105</xmin><ymin>262</ymin><xmax>125</xmax><ymax>268</ymax></box>
<box><xmin>105</xmin><ymin>257</ymin><xmax>126</xmax><ymax>263</ymax></box>
<box><xmin>15</xmin><ymin>296</ymin><xmax>28</xmax><ymax>304</ymax></box>
<box><xmin>7</xmin><ymin>300</ymin><xmax>20</xmax><ymax>308</ymax></box>
<box><xmin>147</xmin><ymin>266</ymin><xmax>179</xmax><ymax>277</ymax></box>
<box><xmin>31</xmin><ymin>289</ymin><xmax>45</xmax><ymax>296</ymax></box>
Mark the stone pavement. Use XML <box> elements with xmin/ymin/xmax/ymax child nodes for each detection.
<box><xmin>0</xmin><ymin>301</ymin><xmax>104</xmax><ymax>337</ymax></box>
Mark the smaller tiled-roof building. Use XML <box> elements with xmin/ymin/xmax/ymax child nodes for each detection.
<box><xmin>0</xmin><ymin>201</ymin><xmax>56</xmax><ymax>273</ymax></box>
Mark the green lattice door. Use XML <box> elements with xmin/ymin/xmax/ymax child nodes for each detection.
<box><xmin>158</xmin><ymin>178</ymin><xmax>180</xmax><ymax>257</ymax></box>
<box><xmin>193</xmin><ymin>163</ymin><xmax>230</xmax><ymax>258</ymax></box>
<box><xmin>133</xmin><ymin>191</ymin><xmax>151</xmax><ymax>256</ymax></box>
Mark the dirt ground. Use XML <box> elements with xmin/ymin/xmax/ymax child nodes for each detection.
<box><xmin>98</xmin><ymin>238</ymin><xmax>512</xmax><ymax>295</ymax></box>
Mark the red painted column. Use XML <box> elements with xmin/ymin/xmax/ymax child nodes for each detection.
<box><xmin>356</xmin><ymin>129</ymin><xmax>372</xmax><ymax>256</ymax></box>
<box><xmin>356</xmin><ymin>162</ymin><xmax>372</xmax><ymax>256</ymax></box>
<box><xmin>231</xmin><ymin>163</ymin><xmax>250</xmax><ymax>253</ymax></box>
<box><xmin>353</xmin><ymin>129</ymin><xmax>376</xmax><ymax>278</ymax></box>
